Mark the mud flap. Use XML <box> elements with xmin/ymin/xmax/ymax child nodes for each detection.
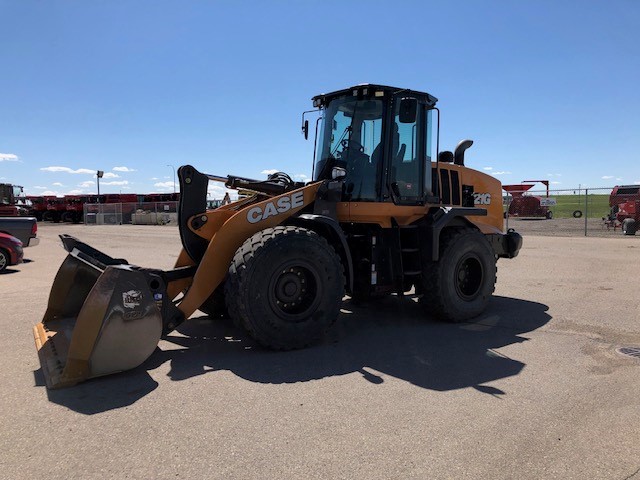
<box><xmin>33</xmin><ymin>244</ymin><xmax>165</xmax><ymax>389</ymax></box>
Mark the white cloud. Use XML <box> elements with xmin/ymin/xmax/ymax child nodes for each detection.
<box><xmin>41</xmin><ymin>166</ymin><xmax>96</xmax><ymax>174</ymax></box>
<box><xmin>0</xmin><ymin>153</ymin><xmax>18</xmax><ymax>162</ymax></box>
<box><xmin>101</xmin><ymin>180</ymin><xmax>129</xmax><ymax>186</ymax></box>
<box><xmin>151</xmin><ymin>177</ymin><xmax>159</xmax><ymax>180</ymax></box>
<box><xmin>102</xmin><ymin>172</ymin><xmax>120</xmax><ymax>179</ymax></box>
<box><xmin>261</xmin><ymin>169</ymin><xmax>278</xmax><ymax>175</ymax></box>
<box><xmin>207</xmin><ymin>184</ymin><xmax>235</xmax><ymax>198</ymax></box>
<box><xmin>113</xmin><ymin>166</ymin><xmax>136</xmax><ymax>172</ymax></box>
<box><xmin>154</xmin><ymin>181</ymin><xmax>175</xmax><ymax>190</ymax></box>
<box><xmin>602</xmin><ymin>175</ymin><xmax>614</xmax><ymax>179</ymax></box>
<box><xmin>616</xmin><ymin>177</ymin><xmax>623</xmax><ymax>181</ymax></box>
<box><xmin>551</xmin><ymin>181</ymin><xmax>562</xmax><ymax>185</ymax></box>
<box><xmin>52</xmin><ymin>182</ymin><xmax>64</xmax><ymax>187</ymax></box>
<box><xmin>65</xmin><ymin>189</ymin><xmax>84</xmax><ymax>195</ymax></box>
<box><xmin>41</xmin><ymin>191</ymin><xmax>58</xmax><ymax>196</ymax></box>
<box><xmin>492</xmin><ymin>171</ymin><xmax>512</xmax><ymax>176</ymax></box>
<box><xmin>634</xmin><ymin>180</ymin><xmax>640</xmax><ymax>184</ymax></box>
<box><xmin>294</xmin><ymin>174</ymin><xmax>309</xmax><ymax>180</ymax></box>
<box><xmin>79</xmin><ymin>181</ymin><xmax>95</xmax><ymax>188</ymax></box>
<box><xmin>483</xmin><ymin>167</ymin><xmax>493</xmax><ymax>171</ymax></box>
<box><xmin>547</xmin><ymin>173</ymin><xmax>562</xmax><ymax>177</ymax></box>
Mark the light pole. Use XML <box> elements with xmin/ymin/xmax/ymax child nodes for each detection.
<box><xmin>96</xmin><ymin>170</ymin><xmax>104</xmax><ymax>200</ymax></box>
<box><xmin>167</xmin><ymin>165</ymin><xmax>176</xmax><ymax>193</ymax></box>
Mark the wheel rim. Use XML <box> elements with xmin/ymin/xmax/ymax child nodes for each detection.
<box><xmin>454</xmin><ymin>254</ymin><xmax>484</xmax><ymax>300</ymax></box>
<box><xmin>268</xmin><ymin>261</ymin><xmax>322</xmax><ymax>322</ymax></box>
<box><xmin>0</xmin><ymin>253</ymin><xmax>7</xmax><ymax>270</ymax></box>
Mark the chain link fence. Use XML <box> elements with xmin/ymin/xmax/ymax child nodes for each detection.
<box><xmin>80</xmin><ymin>188</ymin><xmax>640</xmax><ymax>238</ymax></box>
<box><xmin>504</xmin><ymin>187</ymin><xmax>640</xmax><ymax>237</ymax></box>
<box><xmin>84</xmin><ymin>202</ymin><xmax>179</xmax><ymax>226</ymax></box>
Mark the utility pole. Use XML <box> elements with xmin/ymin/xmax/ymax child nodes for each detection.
<box><xmin>167</xmin><ymin>165</ymin><xmax>176</xmax><ymax>193</ymax></box>
<box><xmin>96</xmin><ymin>170</ymin><xmax>104</xmax><ymax>201</ymax></box>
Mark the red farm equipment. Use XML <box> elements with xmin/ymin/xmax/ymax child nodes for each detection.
<box><xmin>503</xmin><ymin>180</ymin><xmax>555</xmax><ymax>219</ymax></box>
<box><xmin>62</xmin><ymin>195</ymin><xmax>100</xmax><ymax>223</ymax></box>
<box><xmin>0</xmin><ymin>183</ymin><xmax>29</xmax><ymax>216</ymax></box>
<box><xmin>26</xmin><ymin>196</ymin><xmax>54</xmax><ymax>221</ymax></box>
<box><xmin>43</xmin><ymin>197</ymin><xmax>66</xmax><ymax>222</ymax></box>
<box><xmin>604</xmin><ymin>185</ymin><xmax>640</xmax><ymax>235</ymax></box>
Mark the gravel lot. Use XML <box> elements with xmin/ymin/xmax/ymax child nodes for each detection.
<box><xmin>1</xmin><ymin>223</ymin><xmax>639</xmax><ymax>480</ymax></box>
<box><xmin>505</xmin><ymin>216</ymin><xmax>632</xmax><ymax>238</ymax></box>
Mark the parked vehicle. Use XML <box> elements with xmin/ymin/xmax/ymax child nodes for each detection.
<box><xmin>0</xmin><ymin>232</ymin><xmax>24</xmax><ymax>272</ymax></box>
<box><xmin>62</xmin><ymin>195</ymin><xmax>99</xmax><ymax>223</ymax></box>
<box><xmin>43</xmin><ymin>197</ymin><xmax>66</xmax><ymax>223</ymax></box>
<box><xmin>26</xmin><ymin>196</ymin><xmax>54</xmax><ymax>221</ymax></box>
<box><xmin>0</xmin><ymin>183</ymin><xmax>29</xmax><ymax>216</ymax></box>
<box><xmin>604</xmin><ymin>185</ymin><xmax>640</xmax><ymax>235</ymax></box>
<box><xmin>33</xmin><ymin>83</ymin><xmax>522</xmax><ymax>389</ymax></box>
<box><xmin>0</xmin><ymin>217</ymin><xmax>39</xmax><ymax>246</ymax></box>
<box><xmin>503</xmin><ymin>180</ymin><xmax>557</xmax><ymax>219</ymax></box>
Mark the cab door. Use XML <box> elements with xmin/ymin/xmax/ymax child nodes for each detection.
<box><xmin>387</xmin><ymin>95</ymin><xmax>433</xmax><ymax>206</ymax></box>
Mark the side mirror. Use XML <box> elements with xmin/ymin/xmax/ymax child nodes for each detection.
<box><xmin>302</xmin><ymin>120</ymin><xmax>309</xmax><ymax>140</ymax></box>
<box><xmin>399</xmin><ymin>98</ymin><xmax>417</xmax><ymax>123</ymax></box>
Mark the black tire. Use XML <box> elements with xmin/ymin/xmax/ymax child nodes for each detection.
<box><xmin>572</xmin><ymin>210</ymin><xmax>583</xmax><ymax>218</ymax></box>
<box><xmin>546</xmin><ymin>210</ymin><xmax>553</xmax><ymax>220</ymax></box>
<box><xmin>0</xmin><ymin>248</ymin><xmax>8</xmax><ymax>272</ymax></box>
<box><xmin>225</xmin><ymin>226</ymin><xmax>344</xmax><ymax>350</ymax></box>
<box><xmin>198</xmin><ymin>284</ymin><xmax>229</xmax><ymax>319</ymax></box>
<box><xmin>622</xmin><ymin>218</ymin><xmax>637</xmax><ymax>236</ymax></box>
<box><xmin>420</xmin><ymin>228</ymin><xmax>497</xmax><ymax>322</ymax></box>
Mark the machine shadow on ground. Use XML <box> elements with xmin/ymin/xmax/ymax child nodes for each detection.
<box><xmin>41</xmin><ymin>295</ymin><xmax>550</xmax><ymax>415</ymax></box>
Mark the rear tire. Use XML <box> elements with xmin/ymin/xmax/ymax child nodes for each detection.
<box><xmin>546</xmin><ymin>210</ymin><xmax>553</xmax><ymax>219</ymax></box>
<box><xmin>622</xmin><ymin>218</ymin><xmax>637</xmax><ymax>236</ymax></box>
<box><xmin>0</xmin><ymin>248</ymin><xmax>8</xmax><ymax>272</ymax></box>
<box><xmin>420</xmin><ymin>228</ymin><xmax>496</xmax><ymax>322</ymax></box>
<box><xmin>225</xmin><ymin>226</ymin><xmax>344</xmax><ymax>350</ymax></box>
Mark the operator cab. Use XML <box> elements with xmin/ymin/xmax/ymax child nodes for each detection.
<box><xmin>310</xmin><ymin>84</ymin><xmax>438</xmax><ymax>205</ymax></box>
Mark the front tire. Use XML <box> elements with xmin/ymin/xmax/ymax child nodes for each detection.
<box><xmin>0</xmin><ymin>248</ymin><xmax>8</xmax><ymax>272</ymax></box>
<box><xmin>199</xmin><ymin>285</ymin><xmax>229</xmax><ymax>319</ymax></box>
<box><xmin>420</xmin><ymin>228</ymin><xmax>497</xmax><ymax>322</ymax></box>
<box><xmin>225</xmin><ymin>226</ymin><xmax>344</xmax><ymax>350</ymax></box>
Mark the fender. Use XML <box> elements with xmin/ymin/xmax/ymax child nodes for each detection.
<box><xmin>426</xmin><ymin>206</ymin><xmax>487</xmax><ymax>261</ymax></box>
<box><xmin>286</xmin><ymin>213</ymin><xmax>354</xmax><ymax>293</ymax></box>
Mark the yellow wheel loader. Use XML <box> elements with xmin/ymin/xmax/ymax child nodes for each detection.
<box><xmin>33</xmin><ymin>84</ymin><xmax>522</xmax><ymax>389</ymax></box>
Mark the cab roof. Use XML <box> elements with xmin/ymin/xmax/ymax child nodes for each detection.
<box><xmin>312</xmin><ymin>84</ymin><xmax>438</xmax><ymax>108</ymax></box>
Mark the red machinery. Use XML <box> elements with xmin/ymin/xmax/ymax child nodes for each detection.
<box><xmin>0</xmin><ymin>183</ymin><xmax>29</xmax><ymax>216</ymax></box>
<box><xmin>503</xmin><ymin>180</ymin><xmax>553</xmax><ymax>219</ymax></box>
<box><xmin>62</xmin><ymin>195</ymin><xmax>100</xmax><ymax>223</ymax></box>
<box><xmin>604</xmin><ymin>185</ymin><xmax>640</xmax><ymax>235</ymax></box>
<box><xmin>26</xmin><ymin>196</ymin><xmax>54</xmax><ymax>221</ymax></box>
<box><xmin>43</xmin><ymin>197</ymin><xmax>66</xmax><ymax>222</ymax></box>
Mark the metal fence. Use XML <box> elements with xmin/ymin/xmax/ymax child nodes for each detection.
<box><xmin>82</xmin><ymin>188</ymin><xmax>639</xmax><ymax>239</ymax></box>
<box><xmin>504</xmin><ymin>187</ymin><xmax>639</xmax><ymax>238</ymax></box>
<box><xmin>84</xmin><ymin>202</ymin><xmax>179</xmax><ymax>226</ymax></box>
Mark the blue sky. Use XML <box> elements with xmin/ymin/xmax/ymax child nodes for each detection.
<box><xmin>1</xmin><ymin>1</ymin><xmax>638</xmax><ymax>198</ymax></box>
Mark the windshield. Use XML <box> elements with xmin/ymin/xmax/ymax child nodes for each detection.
<box><xmin>314</xmin><ymin>97</ymin><xmax>384</xmax><ymax>184</ymax></box>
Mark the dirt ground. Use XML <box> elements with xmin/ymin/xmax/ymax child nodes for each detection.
<box><xmin>505</xmin><ymin>216</ymin><xmax>632</xmax><ymax>238</ymax></box>
<box><xmin>1</xmin><ymin>223</ymin><xmax>639</xmax><ymax>480</ymax></box>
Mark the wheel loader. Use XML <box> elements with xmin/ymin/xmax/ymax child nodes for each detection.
<box><xmin>33</xmin><ymin>84</ymin><xmax>522</xmax><ymax>389</ymax></box>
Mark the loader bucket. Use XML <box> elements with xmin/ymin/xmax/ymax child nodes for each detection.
<box><xmin>33</xmin><ymin>237</ymin><xmax>165</xmax><ymax>389</ymax></box>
